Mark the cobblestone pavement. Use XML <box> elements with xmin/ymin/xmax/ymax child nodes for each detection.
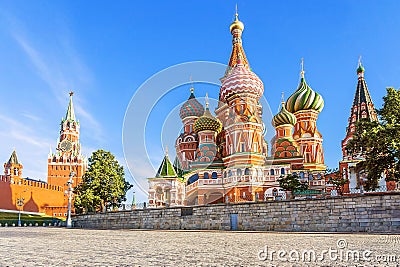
<box><xmin>1</xmin><ymin>228</ymin><xmax>400</xmax><ymax>267</ymax></box>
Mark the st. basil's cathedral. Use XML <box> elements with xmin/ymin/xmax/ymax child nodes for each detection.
<box><xmin>147</xmin><ymin>11</ymin><xmax>396</xmax><ymax>207</ymax></box>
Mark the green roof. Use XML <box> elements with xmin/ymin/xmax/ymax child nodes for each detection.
<box><xmin>156</xmin><ymin>154</ymin><xmax>178</xmax><ymax>178</ymax></box>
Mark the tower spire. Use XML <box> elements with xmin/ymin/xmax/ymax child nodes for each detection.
<box><xmin>300</xmin><ymin>58</ymin><xmax>305</xmax><ymax>79</ymax></box>
<box><xmin>205</xmin><ymin>92</ymin><xmax>209</xmax><ymax>109</ymax></box>
<box><xmin>225</xmin><ymin>5</ymin><xmax>249</xmax><ymax>77</ymax></box>
<box><xmin>341</xmin><ymin>59</ymin><xmax>377</xmax><ymax>159</ymax></box>
<box><xmin>65</xmin><ymin>91</ymin><xmax>76</xmax><ymax>121</ymax></box>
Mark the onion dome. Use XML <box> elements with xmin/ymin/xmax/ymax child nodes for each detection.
<box><xmin>230</xmin><ymin>11</ymin><xmax>244</xmax><ymax>33</ymax></box>
<box><xmin>272</xmin><ymin>102</ymin><xmax>297</xmax><ymax>127</ymax></box>
<box><xmin>179</xmin><ymin>87</ymin><xmax>204</xmax><ymax>120</ymax></box>
<box><xmin>194</xmin><ymin>94</ymin><xmax>222</xmax><ymax>133</ymax></box>
<box><xmin>357</xmin><ymin>62</ymin><xmax>365</xmax><ymax>74</ymax></box>
<box><xmin>285</xmin><ymin>61</ymin><xmax>324</xmax><ymax>113</ymax></box>
<box><xmin>220</xmin><ymin>54</ymin><xmax>264</xmax><ymax>101</ymax></box>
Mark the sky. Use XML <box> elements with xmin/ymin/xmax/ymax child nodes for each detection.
<box><xmin>1</xmin><ymin>1</ymin><xmax>400</xmax><ymax>202</ymax></box>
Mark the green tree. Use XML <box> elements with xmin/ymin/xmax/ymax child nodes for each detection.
<box><xmin>278</xmin><ymin>173</ymin><xmax>308</xmax><ymax>199</ymax></box>
<box><xmin>74</xmin><ymin>150</ymin><xmax>132</xmax><ymax>214</ymax></box>
<box><xmin>347</xmin><ymin>87</ymin><xmax>400</xmax><ymax>190</ymax></box>
<box><xmin>326</xmin><ymin>168</ymin><xmax>348</xmax><ymax>196</ymax></box>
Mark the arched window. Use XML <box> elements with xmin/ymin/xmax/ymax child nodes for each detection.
<box><xmin>281</xmin><ymin>168</ymin><xmax>285</xmax><ymax>175</ymax></box>
<box><xmin>228</xmin><ymin>170</ymin><xmax>232</xmax><ymax>177</ymax></box>
<box><xmin>270</xmin><ymin>169</ymin><xmax>275</xmax><ymax>175</ymax></box>
<box><xmin>203</xmin><ymin>173</ymin><xmax>209</xmax><ymax>179</ymax></box>
<box><xmin>300</xmin><ymin>172</ymin><xmax>304</xmax><ymax>179</ymax></box>
<box><xmin>188</xmin><ymin>174</ymin><xmax>199</xmax><ymax>185</ymax></box>
<box><xmin>309</xmin><ymin>174</ymin><xmax>313</xmax><ymax>181</ymax></box>
<box><xmin>14</xmin><ymin>168</ymin><xmax>18</xmax><ymax>175</ymax></box>
<box><xmin>212</xmin><ymin>172</ymin><xmax>217</xmax><ymax>179</ymax></box>
<box><xmin>237</xmin><ymin>169</ymin><xmax>242</xmax><ymax>176</ymax></box>
<box><xmin>244</xmin><ymin>168</ymin><xmax>250</xmax><ymax>175</ymax></box>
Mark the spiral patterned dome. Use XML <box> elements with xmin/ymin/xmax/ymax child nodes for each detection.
<box><xmin>272</xmin><ymin>102</ymin><xmax>297</xmax><ymax>127</ymax></box>
<box><xmin>179</xmin><ymin>89</ymin><xmax>205</xmax><ymax>120</ymax></box>
<box><xmin>194</xmin><ymin>108</ymin><xmax>222</xmax><ymax>134</ymax></box>
<box><xmin>220</xmin><ymin>61</ymin><xmax>264</xmax><ymax>102</ymax></box>
<box><xmin>285</xmin><ymin>76</ymin><xmax>324</xmax><ymax>113</ymax></box>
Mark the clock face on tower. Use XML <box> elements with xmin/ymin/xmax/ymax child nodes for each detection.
<box><xmin>59</xmin><ymin>139</ymin><xmax>73</xmax><ymax>152</ymax></box>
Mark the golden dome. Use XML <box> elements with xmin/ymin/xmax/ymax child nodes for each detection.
<box><xmin>230</xmin><ymin>13</ymin><xmax>244</xmax><ymax>33</ymax></box>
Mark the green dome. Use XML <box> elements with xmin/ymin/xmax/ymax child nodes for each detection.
<box><xmin>193</xmin><ymin>108</ymin><xmax>222</xmax><ymax>134</ymax></box>
<box><xmin>357</xmin><ymin>63</ymin><xmax>365</xmax><ymax>74</ymax></box>
<box><xmin>285</xmin><ymin>77</ymin><xmax>324</xmax><ymax>113</ymax></box>
<box><xmin>272</xmin><ymin>102</ymin><xmax>297</xmax><ymax>127</ymax></box>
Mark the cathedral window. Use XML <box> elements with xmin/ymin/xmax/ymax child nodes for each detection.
<box><xmin>281</xmin><ymin>168</ymin><xmax>285</xmax><ymax>175</ymax></box>
<box><xmin>203</xmin><ymin>173</ymin><xmax>209</xmax><ymax>179</ymax></box>
<box><xmin>244</xmin><ymin>168</ymin><xmax>250</xmax><ymax>175</ymax></box>
<box><xmin>212</xmin><ymin>172</ymin><xmax>217</xmax><ymax>179</ymax></box>
<box><xmin>228</xmin><ymin>170</ymin><xmax>232</xmax><ymax>177</ymax></box>
<box><xmin>14</xmin><ymin>168</ymin><xmax>18</xmax><ymax>175</ymax></box>
<box><xmin>270</xmin><ymin>169</ymin><xmax>275</xmax><ymax>175</ymax></box>
<box><xmin>237</xmin><ymin>169</ymin><xmax>242</xmax><ymax>176</ymax></box>
<box><xmin>241</xmin><ymin>143</ymin><xmax>245</xmax><ymax>152</ymax></box>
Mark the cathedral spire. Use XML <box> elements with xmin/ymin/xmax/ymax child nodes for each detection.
<box><xmin>341</xmin><ymin>59</ymin><xmax>378</xmax><ymax>158</ymax></box>
<box><xmin>65</xmin><ymin>91</ymin><xmax>76</xmax><ymax>121</ymax></box>
<box><xmin>300</xmin><ymin>58</ymin><xmax>305</xmax><ymax>79</ymax></box>
<box><xmin>225</xmin><ymin>6</ymin><xmax>249</xmax><ymax>77</ymax></box>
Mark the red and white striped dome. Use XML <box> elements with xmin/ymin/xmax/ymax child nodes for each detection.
<box><xmin>220</xmin><ymin>63</ymin><xmax>264</xmax><ymax>102</ymax></box>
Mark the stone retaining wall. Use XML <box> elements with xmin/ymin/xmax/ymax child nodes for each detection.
<box><xmin>73</xmin><ymin>193</ymin><xmax>400</xmax><ymax>232</ymax></box>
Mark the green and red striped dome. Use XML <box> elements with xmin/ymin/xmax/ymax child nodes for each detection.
<box><xmin>179</xmin><ymin>89</ymin><xmax>204</xmax><ymax>120</ymax></box>
<box><xmin>285</xmin><ymin>76</ymin><xmax>324</xmax><ymax>113</ymax></box>
<box><xmin>272</xmin><ymin>102</ymin><xmax>297</xmax><ymax>127</ymax></box>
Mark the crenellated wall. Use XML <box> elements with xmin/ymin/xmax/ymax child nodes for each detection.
<box><xmin>0</xmin><ymin>176</ymin><xmax>67</xmax><ymax>216</ymax></box>
<box><xmin>73</xmin><ymin>193</ymin><xmax>400</xmax><ymax>233</ymax></box>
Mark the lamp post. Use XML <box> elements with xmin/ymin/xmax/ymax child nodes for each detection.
<box><xmin>66</xmin><ymin>170</ymin><xmax>75</xmax><ymax>228</ymax></box>
<box><xmin>16</xmin><ymin>181</ymin><xmax>28</xmax><ymax>227</ymax></box>
<box><xmin>16</xmin><ymin>194</ymin><xmax>24</xmax><ymax>227</ymax></box>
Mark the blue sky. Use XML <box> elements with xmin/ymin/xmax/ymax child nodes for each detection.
<box><xmin>1</xmin><ymin>1</ymin><xmax>400</xmax><ymax>202</ymax></box>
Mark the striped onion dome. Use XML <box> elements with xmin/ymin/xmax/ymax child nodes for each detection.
<box><xmin>179</xmin><ymin>88</ymin><xmax>204</xmax><ymax>120</ymax></box>
<box><xmin>272</xmin><ymin>102</ymin><xmax>297</xmax><ymax>127</ymax></box>
<box><xmin>220</xmin><ymin>57</ymin><xmax>264</xmax><ymax>101</ymax></box>
<box><xmin>193</xmin><ymin>107</ymin><xmax>222</xmax><ymax>134</ymax></box>
<box><xmin>285</xmin><ymin>75</ymin><xmax>324</xmax><ymax>113</ymax></box>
